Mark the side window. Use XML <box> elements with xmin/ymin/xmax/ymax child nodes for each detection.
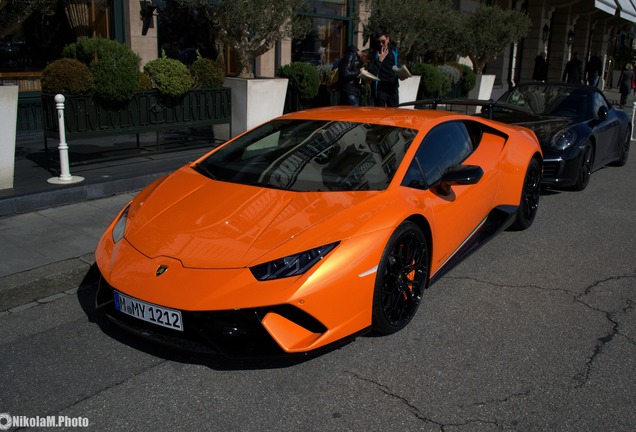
<box><xmin>592</xmin><ymin>92</ymin><xmax>609</xmax><ymax>119</ymax></box>
<box><xmin>402</xmin><ymin>121</ymin><xmax>474</xmax><ymax>188</ymax></box>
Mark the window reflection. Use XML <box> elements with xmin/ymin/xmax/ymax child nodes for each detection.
<box><xmin>197</xmin><ymin>119</ymin><xmax>418</xmax><ymax>192</ymax></box>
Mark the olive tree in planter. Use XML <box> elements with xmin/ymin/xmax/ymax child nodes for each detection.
<box><xmin>459</xmin><ymin>4</ymin><xmax>531</xmax><ymax>100</ymax></box>
<box><xmin>180</xmin><ymin>0</ymin><xmax>311</xmax><ymax>137</ymax></box>
<box><xmin>363</xmin><ymin>0</ymin><xmax>460</xmax><ymax>107</ymax></box>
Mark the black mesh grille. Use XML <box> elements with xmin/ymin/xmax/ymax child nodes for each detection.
<box><xmin>542</xmin><ymin>160</ymin><xmax>560</xmax><ymax>178</ymax></box>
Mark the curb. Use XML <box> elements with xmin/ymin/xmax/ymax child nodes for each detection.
<box><xmin>0</xmin><ymin>172</ymin><xmax>167</xmax><ymax>218</ymax></box>
<box><xmin>0</xmin><ymin>254</ymin><xmax>96</xmax><ymax>312</ymax></box>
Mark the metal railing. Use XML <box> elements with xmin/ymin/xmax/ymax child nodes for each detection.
<box><xmin>16</xmin><ymin>92</ymin><xmax>43</xmax><ymax>135</ymax></box>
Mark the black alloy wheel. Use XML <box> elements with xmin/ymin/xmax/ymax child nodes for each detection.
<box><xmin>511</xmin><ymin>157</ymin><xmax>541</xmax><ymax>231</ymax></box>
<box><xmin>372</xmin><ymin>221</ymin><xmax>429</xmax><ymax>335</ymax></box>
<box><xmin>574</xmin><ymin>142</ymin><xmax>594</xmax><ymax>191</ymax></box>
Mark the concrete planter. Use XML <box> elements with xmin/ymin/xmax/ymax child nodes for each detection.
<box><xmin>0</xmin><ymin>86</ymin><xmax>19</xmax><ymax>190</ymax></box>
<box><xmin>398</xmin><ymin>75</ymin><xmax>422</xmax><ymax>109</ymax></box>
<box><xmin>468</xmin><ymin>74</ymin><xmax>496</xmax><ymax>114</ymax></box>
<box><xmin>468</xmin><ymin>74</ymin><xmax>496</xmax><ymax>100</ymax></box>
<box><xmin>217</xmin><ymin>77</ymin><xmax>288</xmax><ymax>139</ymax></box>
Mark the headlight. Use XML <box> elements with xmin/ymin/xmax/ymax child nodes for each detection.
<box><xmin>551</xmin><ymin>128</ymin><xmax>577</xmax><ymax>151</ymax></box>
<box><xmin>250</xmin><ymin>242</ymin><xmax>339</xmax><ymax>281</ymax></box>
<box><xmin>112</xmin><ymin>206</ymin><xmax>130</xmax><ymax>244</ymax></box>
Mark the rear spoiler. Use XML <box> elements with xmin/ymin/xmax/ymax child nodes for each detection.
<box><xmin>398</xmin><ymin>99</ymin><xmax>533</xmax><ymax>119</ymax></box>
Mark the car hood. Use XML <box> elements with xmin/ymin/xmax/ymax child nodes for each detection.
<box><xmin>489</xmin><ymin>111</ymin><xmax>576</xmax><ymax>146</ymax></box>
<box><xmin>124</xmin><ymin>167</ymin><xmax>377</xmax><ymax>268</ymax></box>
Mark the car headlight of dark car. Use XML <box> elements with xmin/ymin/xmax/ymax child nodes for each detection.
<box><xmin>112</xmin><ymin>205</ymin><xmax>130</xmax><ymax>244</ymax></box>
<box><xmin>250</xmin><ymin>242</ymin><xmax>340</xmax><ymax>281</ymax></box>
<box><xmin>551</xmin><ymin>128</ymin><xmax>577</xmax><ymax>151</ymax></box>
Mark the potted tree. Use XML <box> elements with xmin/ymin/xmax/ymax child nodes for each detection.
<box><xmin>181</xmin><ymin>0</ymin><xmax>311</xmax><ymax>137</ymax></box>
<box><xmin>459</xmin><ymin>4</ymin><xmax>531</xmax><ymax>100</ymax></box>
<box><xmin>364</xmin><ymin>0</ymin><xmax>461</xmax><ymax>107</ymax></box>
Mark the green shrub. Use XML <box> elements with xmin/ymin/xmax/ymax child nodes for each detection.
<box><xmin>138</xmin><ymin>72</ymin><xmax>153</xmax><ymax>91</ymax></box>
<box><xmin>438</xmin><ymin>64</ymin><xmax>461</xmax><ymax>84</ymax></box>
<box><xmin>63</xmin><ymin>37</ymin><xmax>140</xmax><ymax>102</ymax></box>
<box><xmin>315</xmin><ymin>64</ymin><xmax>334</xmax><ymax>86</ymax></box>
<box><xmin>41</xmin><ymin>58</ymin><xmax>94</xmax><ymax>95</ymax></box>
<box><xmin>457</xmin><ymin>63</ymin><xmax>476</xmax><ymax>96</ymax></box>
<box><xmin>190</xmin><ymin>55</ymin><xmax>225</xmax><ymax>89</ymax></box>
<box><xmin>144</xmin><ymin>57</ymin><xmax>193</xmax><ymax>97</ymax></box>
<box><xmin>411</xmin><ymin>63</ymin><xmax>449</xmax><ymax>98</ymax></box>
<box><xmin>277</xmin><ymin>62</ymin><xmax>320</xmax><ymax>101</ymax></box>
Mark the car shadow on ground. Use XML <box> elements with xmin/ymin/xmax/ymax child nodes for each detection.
<box><xmin>76</xmin><ymin>264</ymin><xmax>352</xmax><ymax>370</ymax></box>
<box><xmin>540</xmin><ymin>187</ymin><xmax>563</xmax><ymax>196</ymax></box>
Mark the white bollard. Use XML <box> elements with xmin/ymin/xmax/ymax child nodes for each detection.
<box><xmin>632</xmin><ymin>101</ymin><xmax>636</xmax><ymax>142</ymax></box>
<box><xmin>47</xmin><ymin>94</ymin><xmax>84</xmax><ymax>185</ymax></box>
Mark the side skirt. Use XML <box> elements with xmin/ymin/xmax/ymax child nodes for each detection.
<box><xmin>428</xmin><ymin>205</ymin><xmax>517</xmax><ymax>287</ymax></box>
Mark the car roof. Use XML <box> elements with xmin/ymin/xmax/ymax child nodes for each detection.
<box><xmin>278</xmin><ymin>106</ymin><xmax>462</xmax><ymax>129</ymax></box>
<box><xmin>513</xmin><ymin>81</ymin><xmax>599</xmax><ymax>94</ymax></box>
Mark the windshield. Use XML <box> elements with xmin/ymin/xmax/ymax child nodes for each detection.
<box><xmin>195</xmin><ymin>119</ymin><xmax>418</xmax><ymax>192</ymax></box>
<box><xmin>498</xmin><ymin>85</ymin><xmax>592</xmax><ymax>117</ymax></box>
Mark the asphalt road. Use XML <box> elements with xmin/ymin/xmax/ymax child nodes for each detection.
<box><xmin>0</xmin><ymin>153</ymin><xmax>634</xmax><ymax>431</ymax></box>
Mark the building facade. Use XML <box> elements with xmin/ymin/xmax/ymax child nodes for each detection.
<box><xmin>489</xmin><ymin>0</ymin><xmax>636</xmax><ymax>97</ymax></box>
<box><xmin>1</xmin><ymin>0</ymin><xmax>635</xmax><ymax>97</ymax></box>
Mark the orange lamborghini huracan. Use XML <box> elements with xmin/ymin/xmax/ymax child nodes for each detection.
<box><xmin>95</xmin><ymin>106</ymin><xmax>542</xmax><ymax>357</ymax></box>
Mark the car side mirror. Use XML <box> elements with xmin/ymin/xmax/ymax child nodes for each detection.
<box><xmin>436</xmin><ymin>165</ymin><xmax>484</xmax><ymax>196</ymax></box>
<box><xmin>597</xmin><ymin>106</ymin><xmax>608</xmax><ymax>121</ymax></box>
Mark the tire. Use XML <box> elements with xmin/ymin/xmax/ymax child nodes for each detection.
<box><xmin>613</xmin><ymin>127</ymin><xmax>631</xmax><ymax>167</ymax></box>
<box><xmin>372</xmin><ymin>221</ymin><xmax>429</xmax><ymax>335</ymax></box>
<box><xmin>573</xmin><ymin>141</ymin><xmax>594</xmax><ymax>191</ymax></box>
<box><xmin>510</xmin><ymin>157</ymin><xmax>541</xmax><ymax>231</ymax></box>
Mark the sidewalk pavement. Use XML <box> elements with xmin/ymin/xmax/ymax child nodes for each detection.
<box><xmin>0</xmin><ymin>129</ymin><xmax>215</xmax><ymax>311</ymax></box>
<box><xmin>0</xmin><ymin>128</ymin><xmax>214</xmax><ymax>217</ymax></box>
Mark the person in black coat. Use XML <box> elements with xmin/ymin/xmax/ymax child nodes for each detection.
<box><xmin>618</xmin><ymin>63</ymin><xmax>634</xmax><ymax>107</ymax></box>
<box><xmin>372</xmin><ymin>29</ymin><xmax>400</xmax><ymax>107</ymax></box>
<box><xmin>337</xmin><ymin>45</ymin><xmax>369</xmax><ymax>106</ymax></box>
<box><xmin>532</xmin><ymin>52</ymin><xmax>548</xmax><ymax>81</ymax></box>
<box><xmin>562</xmin><ymin>52</ymin><xmax>583</xmax><ymax>84</ymax></box>
<box><xmin>586</xmin><ymin>54</ymin><xmax>603</xmax><ymax>88</ymax></box>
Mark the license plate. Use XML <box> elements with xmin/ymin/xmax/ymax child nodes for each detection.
<box><xmin>114</xmin><ymin>291</ymin><xmax>183</xmax><ymax>331</ymax></box>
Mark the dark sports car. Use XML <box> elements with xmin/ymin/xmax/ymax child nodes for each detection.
<box><xmin>485</xmin><ymin>82</ymin><xmax>631</xmax><ymax>190</ymax></box>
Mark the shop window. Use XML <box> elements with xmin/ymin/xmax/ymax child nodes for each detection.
<box><xmin>292</xmin><ymin>17</ymin><xmax>347</xmax><ymax>66</ymax></box>
<box><xmin>293</xmin><ymin>0</ymin><xmax>351</xmax><ymax>66</ymax></box>
<box><xmin>156</xmin><ymin>0</ymin><xmax>218</xmax><ymax>65</ymax></box>
<box><xmin>154</xmin><ymin>0</ymin><xmax>351</xmax><ymax>75</ymax></box>
<box><xmin>0</xmin><ymin>0</ymin><xmax>111</xmax><ymax>91</ymax></box>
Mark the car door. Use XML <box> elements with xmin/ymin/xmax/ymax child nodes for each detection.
<box><xmin>402</xmin><ymin>120</ymin><xmax>498</xmax><ymax>270</ymax></box>
<box><xmin>591</xmin><ymin>92</ymin><xmax>620</xmax><ymax>166</ymax></box>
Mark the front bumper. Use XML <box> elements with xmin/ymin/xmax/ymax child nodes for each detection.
<box><xmin>95</xmin><ymin>276</ymin><xmax>331</xmax><ymax>358</ymax></box>
<box><xmin>541</xmin><ymin>155</ymin><xmax>581</xmax><ymax>188</ymax></box>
